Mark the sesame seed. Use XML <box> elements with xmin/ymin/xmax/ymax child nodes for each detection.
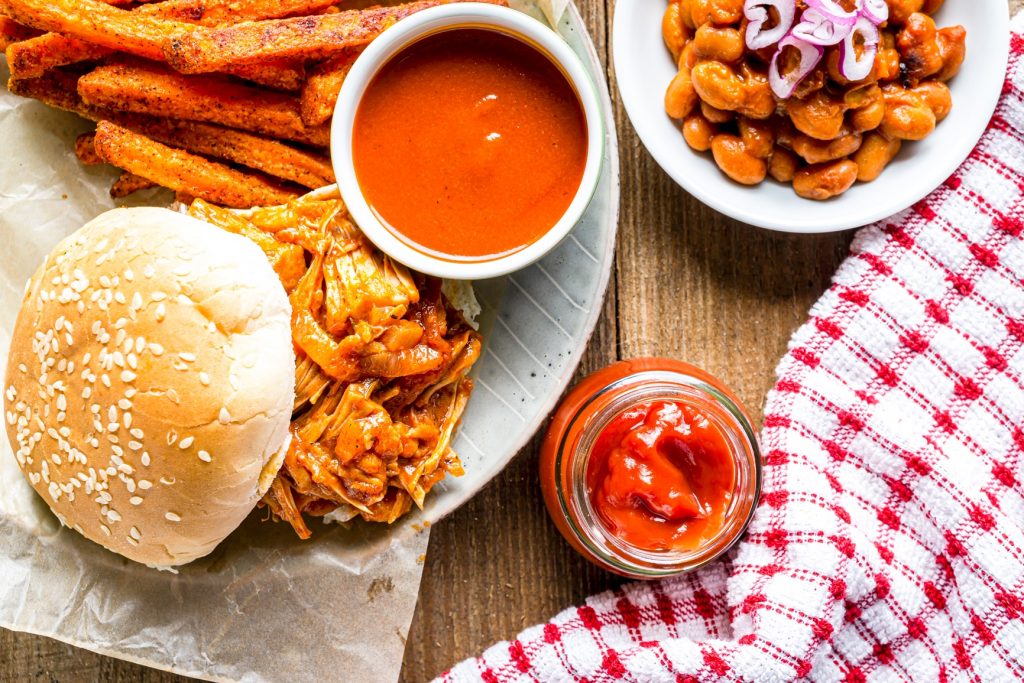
<box><xmin>123</xmin><ymin>413</ymin><xmax>133</xmax><ymax>430</ymax></box>
<box><xmin>218</xmin><ymin>407</ymin><xmax>231</xmax><ymax>424</ymax></box>
<box><xmin>138</xmin><ymin>479</ymin><xmax>152</xmax><ymax>490</ymax></box>
<box><xmin>165</xmin><ymin>512</ymin><xmax>181</xmax><ymax>522</ymax></box>
<box><xmin>120</xmin><ymin>370</ymin><xmax>136</xmax><ymax>383</ymax></box>
<box><xmin>179</xmin><ymin>436</ymin><xmax>195</xmax><ymax>449</ymax></box>
<box><xmin>107</xmin><ymin>509</ymin><xmax>121</xmax><ymax>523</ymax></box>
<box><xmin>148</xmin><ymin>343</ymin><xmax>164</xmax><ymax>356</ymax></box>
<box><xmin>56</xmin><ymin>394</ymin><xmax>66</xmax><ymax>411</ymax></box>
<box><xmin>118</xmin><ymin>399</ymin><xmax>132</xmax><ymax>410</ymax></box>
<box><xmin>128</xmin><ymin>440</ymin><xmax>143</xmax><ymax>451</ymax></box>
<box><xmin>199</xmin><ymin>372</ymin><xmax>210</xmax><ymax>386</ymax></box>
<box><xmin>179</xmin><ymin>352</ymin><xmax>196</xmax><ymax>362</ymax></box>
<box><xmin>141</xmin><ymin>452</ymin><xmax>151</xmax><ymax>467</ymax></box>
<box><xmin>101</xmin><ymin>374</ymin><xmax>111</xmax><ymax>388</ymax></box>
<box><xmin>126</xmin><ymin>536</ymin><xmax>139</xmax><ymax>546</ymax></box>
<box><xmin>155</xmin><ymin>303</ymin><xmax>166</xmax><ymax>322</ymax></box>
<box><xmin>100</xmin><ymin>524</ymin><xmax>111</xmax><ymax>536</ymax></box>
<box><xmin>125</xmin><ymin>387</ymin><xmax>137</xmax><ymax>399</ymax></box>
<box><xmin>151</xmin><ymin>291</ymin><xmax>166</xmax><ymax>301</ymax></box>
<box><xmin>197</xmin><ymin>450</ymin><xmax>211</xmax><ymax>463</ymax></box>
<box><xmin>130</xmin><ymin>496</ymin><xmax>143</xmax><ymax>506</ymax></box>
<box><xmin>130</xmin><ymin>428</ymin><xmax>143</xmax><ymax>439</ymax></box>
<box><xmin>166</xmin><ymin>430</ymin><xmax>177</xmax><ymax>446</ymax></box>
<box><xmin>159</xmin><ymin>476</ymin><xmax>175</xmax><ymax>485</ymax></box>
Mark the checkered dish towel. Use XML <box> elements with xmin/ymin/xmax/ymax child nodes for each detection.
<box><xmin>442</xmin><ymin>20</ymin><xmax>1024</xmax><ymax>683</ymax></box>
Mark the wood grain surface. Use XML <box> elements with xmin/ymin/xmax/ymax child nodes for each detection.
<box><xmin>2</xmin><ymin>1</ymin><xmax>1020</xmax><ymax>681</ymax></box>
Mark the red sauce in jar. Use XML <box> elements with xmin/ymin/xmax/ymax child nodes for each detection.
<box><xmin>587</xmin><ymin>400</ymin><xmax>736</xmax><ymax>553</ymax></box>
<box><xmin>539</xmin><ymin>358</ymin><xmax>761</xmax><ymax>578</ymax></box>
<box><xmin>352</xmin><ymin>28</ymin><xmax>588</xmax><ymax>262</ymax></box>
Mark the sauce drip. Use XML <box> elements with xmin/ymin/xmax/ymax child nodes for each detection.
<box><xmin>352</xmin><ymin>28</ymin><xmax>588</xmax><ymax>261</ymax></box>
<box><xmin>586</xmin><ymin>400</ymin><xmax>735</xmax><ymax>552</ymax></box>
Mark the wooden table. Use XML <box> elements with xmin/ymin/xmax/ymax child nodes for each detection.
<box><xmin>3</xmin><ymin>1</ymin><xmax>1019</xmax><ymax>680</ymax></box>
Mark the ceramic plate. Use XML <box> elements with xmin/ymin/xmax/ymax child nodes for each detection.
<box><xmin>613</xmin><ymin>0</ymin><xmax>1010</xmax><ymax>233</ymax></box>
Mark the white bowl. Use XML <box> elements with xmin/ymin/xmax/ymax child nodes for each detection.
<box><xmin>331</xmin><ymin>2</ymin><xmax>604</xmax><ymax>279</ymax></box>
<box><xmin>613</xmin><ymin>1</ymin><xmax>1011</xmax><ymax>233</ymax></box>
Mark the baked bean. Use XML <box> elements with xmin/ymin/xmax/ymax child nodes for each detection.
<box><xmin>849</xmin><ymin>97</ymin><xmax>886</xmax><ymax>133</ymax></box>
<box><xmin>880</xmin><ymin>84</ymin><xmax>936</xmax><ymax>140</ymax></box>
<box><xmin>873</xmin><ymin>33</ymin><xmax>901</xmax><ymax>82</ymax></box>
<box><xmin>679</xmin><ymin>42</ymin><xmax>698</xmax><ymax>70</ymax></box>
<box><xmin>848</xmin><ymin>84</ymin><xmax>885</xmax><ymax>133</ymax></box>
<box><xmin>678</xmin><ymin>0</ymin><xmax>697</xmax><ymax>29</ymax></box>
<box><xmin>693</xmin><ymin>24</ymin><xmax>744</xmax><ymax>63</ymax></box>
<box><xmin>665</xmin><ymin>66</ymin><xmax>699</xmax><ymax>119</ymax></box>
<box><xmin>689</xmin><ymin>0</ymin><xmax>743</xmax><ymax>28</ymax></box>
<box><xmin>737</xmin><ymin>63</ymin><xmax>776</xmax><ymax>118</ymax></box>
<box><xmin>889</xmin><ymin>0</ymin><xmax>924</xmax><ymax>25</ymax></box>
<box><xmin>853</xmin><ymin>133</ymin><xmax>902</xmax><ymax>182</ymax></box>
<box><xmin>936</xmin><ymin>26</ymin><xmax>966</xmax><ymax>82</ymax></box>
<box><xmin>792</xmin><ymin>130</ymin><xmax>863</xmax><ymax>164</ymax></box>
<box><xmin>787</xmin><ymin>90</ymin><xmax>847</xmax><ymax>141</ymax></box>
<box><xmin>793</xmin><ymin>160</ymin><xmax>859</xmax><ymax>200</ymax></box>
<box><xmin>682</xmin><ymin>113</ymin><xmax>717</xmax><ymax>151</ymax></box>
<box><xmin>921</xmin><ymin>0</ymin><xmax>944</xmax><ymax>14</ymax></box>
<box><xmin>768</xmin><ymin>147</ymin><xmax>800</xmax><ymax>183</ymax></box>
<box><xmin>692</xmin><ymin>61</ymin><xmax>775</xmax><ymax>120</ymax></box>
<box><xmin>711</xmin><ymin>134</ymin><xmax>767</xmax><ymax>185</ymax></box>
<box><xmin>898</xmin><ymin>13</ymin><xmax>943</xmax><ymax>83</ymax></box>
<box><xmin>793</xmin><ymin>68</ymin><xmax>827</xmax><ymax>99</ymax></box>
<box><xmin>912</xmin><ymin>81</ymin><xmax>952</xmax><ymax>121</ymax></box>
<box><xmin>663</xmin><ymin>3</ymin><xmax>690</xmax><ymax>63</ymax></box>
<box><xmin>844</xmin><ymin>83</ymin><xmax>881</xmax><ymax>110</ymax></box>
<box><xmin>701</xmin><ymin>100</ymin><xmax>734</xmax><ymax>123</ymax></box>
<box><xmin>738</xmin><ymin>117</ymin><xmax>774</xmax><ymax>159</ymax></box>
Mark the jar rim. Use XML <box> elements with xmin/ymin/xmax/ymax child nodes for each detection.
<box><xmin>551</xmin><ymin>369</ymin><xmax>762</xmax><ymax>577</ymax></box>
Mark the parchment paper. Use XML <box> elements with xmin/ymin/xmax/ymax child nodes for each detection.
<box><xmin>0</xmin><ymin>2</ymin><xmax>569</xmax><ymax>680</ymax></box>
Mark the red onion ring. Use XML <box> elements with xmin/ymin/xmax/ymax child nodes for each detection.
<box><xmin>805</xmin><ymin>0</ymin><xmax>859</xmax><ymax>22</ymax></box>
<box><xmin>744</xmin><ymin>0</ymin><xmax>798</xmax><ymax>50</ymax></box>
<box><xmin>769</xmin><ymin>34</ymin><xmax>824</xmax><ymax>99</ymax></box>
<box><xmin>792</xmin><ymin>7</ymin><xmax>856</xmax><ymax>46</ymax></box>
<box><xmin>858</xmin><ymin>0</ymin><xmax>889</xmax><ymax>25</ymax></box>
<box><xmin>838</xmin><ymin>15</ymin><xmax>880</xmax><ymax>82</ymax></box>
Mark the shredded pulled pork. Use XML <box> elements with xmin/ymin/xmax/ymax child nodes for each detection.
<box><xmin>187</xmin><ymin>194</ymin><xmax>482</xmax><ymax>538</ymax></box>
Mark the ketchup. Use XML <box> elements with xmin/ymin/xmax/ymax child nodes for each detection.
<box><xmin>586</xmin><ymin>400</ymin><xmax>735</xmax><ymax>552</ymax></box>
<box><xmin>539</xmin><ymin>358</ymin><xmax>761</xmax><ymax>578</ymax></box>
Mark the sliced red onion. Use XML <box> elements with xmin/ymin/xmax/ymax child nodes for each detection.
<box><xmin>791</xmin><ymin>7</ymin><xmax>856</xmax><ymax>46</ymax></box>
<box><xmin>744</xmin><ymin>0</ymin><xmax>797</xmax><ymax>50</ymax></box>
<box><xmin>858</xmin><ymin>0</ymin><xmax>889</xmax><ymax>25</ymax></box>
<box><xmin>769</xmin><ymin>34</ymin><xmax>824</xmax><ymax>99</ymax></box>
<box><xmin>805</xmin><ymin>0</ymin><xmax>859</xmax><ymax>22</ymax></box>
<box><xmin>838</xmin><ymin>15</ymin><xmax>880</xmax><ymax>82</ymax></box>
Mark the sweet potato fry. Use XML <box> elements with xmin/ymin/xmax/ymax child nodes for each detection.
<box><xmin>7</xmin><ymin>69</ymin><xmax>86</xmax><ymax>113</ymax></box>
<box><xmin>119</xmin><ymin>118</ymin><xmax>335</xmax><ymax>188</ymax></box>
<box><xmin>0</xmin><ymin>0</ymin><xmax>193</xmax><ymax>61</ymax></box>
<box><xmin>5</xmin><ymin>32</ymin><xmax>109</xmax><ymax>79</ymax></box>
<box><xmin>78</xmin><ymin>61</ymin><xmax>331</xmax><ymax>146</ymax></box>
<box><xmin>92</xmin><ymin>121</ymin><xmax>300</xmax><ymax>208</ymax></box>
<box><xmin>300</xmin><ymin>49</ymin><xmax>360</xmax><ymax>126</ymax></box>
<box><xmin>74</xmin><ymin>132</ymin><xmax>101</xmax><ymax>165</ymax></box>
<box><xmin>0</xmin><ymin>16</ymin><xmax>39</xmax><ymax>49</ymax></box>
<box><xmin>164</xmin><ymin>0</ymin><xmax>505</xmax><ymax>73</ymax></box>
<box><xmin>144</xmin><ymin>0</ymin><xmax>341</xmax><ymax>26</ymax></box>
<box><xmin>110</xmin><ymin>171</ymin><xmax>156</xmax><ymax>198</ymax></box>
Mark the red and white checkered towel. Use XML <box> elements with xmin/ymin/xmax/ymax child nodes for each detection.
<box><xmin>441</xmin><ymin>19</ymin><xmax>1024</xmax><ymax>683</ymax></box>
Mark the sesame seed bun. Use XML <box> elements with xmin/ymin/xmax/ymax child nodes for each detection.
<box><xmin>3</xmin><ymin>207</ymin><xmax>295</xmax><ymax>567</ymax></box>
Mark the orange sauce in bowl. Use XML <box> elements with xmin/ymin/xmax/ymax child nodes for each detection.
<box><xmin>352</xmin><ymin>28</ymin><xmax>588</xmax><ymax>262</ymax></box>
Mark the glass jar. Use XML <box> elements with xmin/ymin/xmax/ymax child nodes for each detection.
<box><xmin>539</xmin><ymin>358</ymin><xmax>762</xmax><ymax>579</ymax></box>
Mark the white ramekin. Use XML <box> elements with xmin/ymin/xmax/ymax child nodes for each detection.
<box><xmin>330</xmin><ymin>3</ymin><xmax>604</xmax><ymax>280</ymax></box>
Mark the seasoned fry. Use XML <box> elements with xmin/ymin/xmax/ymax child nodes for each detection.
<box><xmin>229</xmin><ymin>60</ymin><xmax>306</xmax><ymax>92</ymax></box>
<box><xmin>74</xmin><ymin>132</ymin><xmax>101</xmax><ymax>165</ymax></box>
<box><xmin>109</xmin><ymin>171</ymin><xmax>157</xmax><ymax>198</ymax></box>
<box><xmin>7</xmin><ymin>69</ymin><xmax>86</xmax><ymax>114</ymax></box>
<box><xmin>0</xmin><ymin>0</ymin><xmax>193</xmax><ymax>61</ymax></box>
<box><xmin>5</xmin><ymin>32</ymin><xmax>109</xmax><ymax>79</ymax></box>
<box><xmin>144</xmin><ymin>0</ymin><xmax>341</xmax><ymax>26</ymax></box>
<box><xmin>78</xmin><ymin>61</ymin><xmax>331</xmax><ymax>146</ymax></box>
<box><xmin>92</xmin><ymin>121</ymin><xmax>300</xmax><ymax>208</ymax></box>
<box><xmin>121</xmin><ymin>118</ymin><xmax>335</xmax><ymax>188</ymax></box>
<box><xmin>164</xmin><ymin>0</ymin><xmax>505</xmax><ymax>73</ymax></box>
<box><xmin>300</xmin><ymin>49</ymin><xmax>360</xmax><ymax>126</ymax></box>
<box><xmin>0</xmin><ymin>16</ymin><xmax>39</xmax><ymax>49</ymax></box>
